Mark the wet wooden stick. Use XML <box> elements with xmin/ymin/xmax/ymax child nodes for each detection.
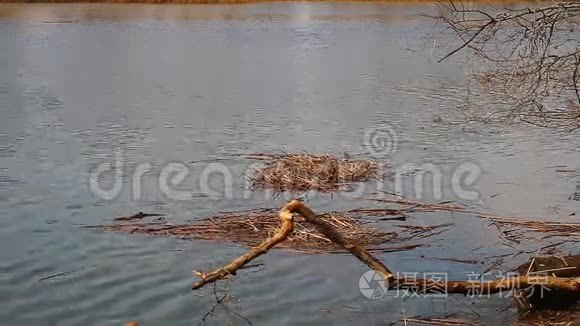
<box><xmin>192</xmin><ymin>200</ymin><xmax>393</xmax><ymax>289</ymax></box>
<box><xmin>288</xmin><ymin>200</ymin><xmax>394</xmax><ymax>280</ymax></box>
<box><xmin>192</xmin><ymin>202</ymin><xmax>295</xmax><ymax>289</ymax></box>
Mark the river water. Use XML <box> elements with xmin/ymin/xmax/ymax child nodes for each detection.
<box><xmin>0</xmin><ymin>3</ymin><xmax>578</xmax><ymax>325</ymax></box>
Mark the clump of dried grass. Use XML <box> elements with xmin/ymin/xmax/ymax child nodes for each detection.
<box><xmin>99</xmin><ymin>208</ymin><xmax>447</xmax><ymax>254</ymax></box>
<box><xmin>247</xmin><ymin>153</ymin><xmax>381</xmax><ymax>192</ymax></box>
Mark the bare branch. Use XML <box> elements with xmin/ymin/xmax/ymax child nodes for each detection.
<box><xmin>431</xmin><ymin>1</ymin><xmax>580</xmax><ymax>129</ymax></box>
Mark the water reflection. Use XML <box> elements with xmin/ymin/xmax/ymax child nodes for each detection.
<box><xmin>0</xmin><ymin>3</ymin><xmax>578</xmax><ymax>325</ymax></box>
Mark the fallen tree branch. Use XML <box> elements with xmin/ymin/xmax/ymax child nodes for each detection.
<box><xmin>192</xmin><ymin>203</ymin><xmax>295</xmax><ymax>289</ymax></box>
<box><xmin>288</xmin><ymin>200</ymin><xmax>394</xmax><ymax>280</ymax></box>
<box><xmin>193</xmin><ymin>199</ymin><xmax>393</xmax><ymax>289</ymax></box>
<box><xmin>192</xmin><ymin>200</ymin><xmax>580</xmax><ymax>298</ymax></box>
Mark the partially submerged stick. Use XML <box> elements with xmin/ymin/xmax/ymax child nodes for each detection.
<box><xmin>193</xmin><ymin>200</ymin><xmax>393</xmax><ymax>289</ymax></box>
<box><xmin>192</xmin><ymin>203</ymin><xmax>295</xmax><ymax>289</ymax></box>
<box><xmin>287</xmin><ymin>200</ymin><xmax>394</xmax><ymax>280</ymax></box>
<box><xmin>192</xmin><ymin>200</ymin><xmax>580</xmax><ymax>298</ymax></box>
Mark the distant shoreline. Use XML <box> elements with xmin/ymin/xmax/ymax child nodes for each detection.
<box><xmin>0</xmin><ymin>0</ymin><xmax>538</xmax><ymax>4</ymax></box>
<box><xmin>0</xmin><ymin>0</ymin><xmax>428</xmax><ymax>3</ymax></box>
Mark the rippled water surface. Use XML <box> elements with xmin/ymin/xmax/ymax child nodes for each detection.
<box><xmin>0</xmin><ymin>3</ymin><xmax>579</xmax><ymax>325</ymax></box>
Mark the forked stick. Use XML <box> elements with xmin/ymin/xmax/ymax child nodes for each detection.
<box><xmin>193</xmin><ymin>200</ymin><xmax>580</xmax><ymax>296</ymax></box>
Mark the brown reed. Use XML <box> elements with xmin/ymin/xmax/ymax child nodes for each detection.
<box><xmin>99</xmin><ymin>207</ymin><xmax>451</xmax><ymax>254</ymax></box>
<box><xmin>248</xmin><ymin>153</ymin><xmax>381</xmax><ymax>192</ymax></box>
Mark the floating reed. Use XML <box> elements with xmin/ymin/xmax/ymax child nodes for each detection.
<box><xmin>99</xmin><ymin>207</ymin><xmax>451</xmax><ymax>254</ymax></box>
<box><xmin>98</xmin><ymin>193</ymin><xmax>578</xmax><ymax>254</ymax></box>
<box><xmin>475</xmin><ymin>213</ymin><xmax>580</xmax><ymax>242</ymax></box>
<box><xmin>368</xmin><ymin>193</ymin><xmax>580</xmax><ymax>241</ymax></box>
<box><xmin>248</xmin><ymin>153</ymin><xmax>381</xmax><ymax>192</ymax></box>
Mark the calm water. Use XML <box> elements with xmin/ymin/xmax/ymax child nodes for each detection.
<box><xmin>0</xmin><ymin>3</ymin><xmax>578</xmax><ymax>325</ymax></box>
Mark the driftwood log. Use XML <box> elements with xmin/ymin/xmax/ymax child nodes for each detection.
<box><xmin>193</xmin><ymin>200</ymin><xmax>580</xmax><ymax>307</ymax></box>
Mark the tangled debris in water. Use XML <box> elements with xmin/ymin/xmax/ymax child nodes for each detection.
<box><xmin>94</xmin><ymin>193</ymin><xmax>580</xmax><ymax>254</ymax></box>
<box><xmin>246</xmin><ymin>153</ymin><xmax>381</xmax><ymax>192</ymax></box>
<box><xmin>98</xmin><ymin>207</ymin><xmax>453</xmax><ymax>254</ymax></box>
<box><xmin>367</xmin><ymin>193</ymin><xmax>580</xmax><ymax>242</ymax></box>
